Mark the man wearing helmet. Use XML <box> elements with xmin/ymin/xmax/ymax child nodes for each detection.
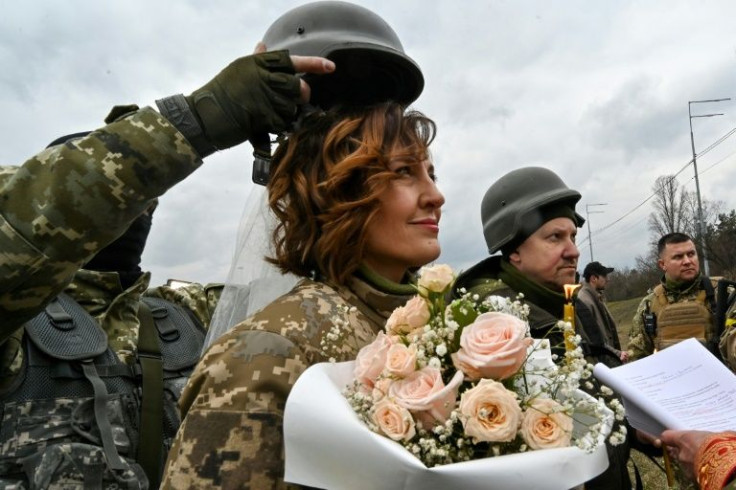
<box><xmin>453</xmin><ymin>166</ymin><xmax>632</xmax><ymax>490</ymax></box>
<box><xmin>454</xmin><ymin>166</ymin><xmax>586</xmax><ymax>352</ymax></box>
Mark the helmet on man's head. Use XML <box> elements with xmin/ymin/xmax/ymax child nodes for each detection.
<box><xmin>481</xmin><ymin>166</ymin><xmax>585</xmax><ymax>255</ymax></box>
<box><xmin>262</xmin><ymin>1</ymin><xmax>424</xmax><ymax>109</ymax></box>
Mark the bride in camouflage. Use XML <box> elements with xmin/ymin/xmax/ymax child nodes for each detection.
<box><xmin>161</xmin><ymin>101</ymin><xmax>445</xmax><ymax>489</ymax></box>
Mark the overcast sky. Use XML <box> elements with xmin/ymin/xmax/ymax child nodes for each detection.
<box><xmin>3</xmin><ymin>1</ymin><xmax>736</xmax><ymax>287</ymax></box>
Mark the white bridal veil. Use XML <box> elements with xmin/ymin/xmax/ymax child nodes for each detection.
<box><xmin>203</xmin><ymin>183</ymin><xmax>299</xmax><ymax>350</ymax></box>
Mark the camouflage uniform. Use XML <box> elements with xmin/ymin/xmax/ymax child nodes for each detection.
<box><xmin>627</xmin><ymin>275</ymin><xmax>716</xmax><ymax>361</ymax></box>
<box><xmin>453</xmin><ymin>256</ymin><xmax>631</xmax><ymax>490</ymax></box>
<box><xmin>160</xmin><ymin>271</ymin><xmax>415</xmax><ymax>490</ymax></box>
<box><xmin>718</xmin><ymin>297</ymin><xmax>736</xmax><ymax>371</ymax></box>
<box><xmin>0</xmin><ymin>265</ymin><xmax>221</xmax><ymax>487</ymax></box>
<box><xmin>0</xmin><ymin>266</ymin><xmax>221</xmax><ymax>392</ymax></box>
<box><xmin>0</xmin><ymin>105</ymin><xmax>202</xmax><ymax>339</ymax></box>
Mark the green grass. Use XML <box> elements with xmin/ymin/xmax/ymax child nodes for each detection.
<box><xmin>608</xmin><ymin>297</ymin><xmax>692</xmax><ymax>489</ymax></box>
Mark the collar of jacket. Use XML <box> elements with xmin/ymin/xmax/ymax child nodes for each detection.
<box><xmin>343</xmin><ymin>264</ymin><xmax>417</xmax><ymax>321</ymax></box>
<box><xmin>66</xmin><ymin>269</ymin><xmax>151</xmax><ymax>317</ymax></box>
<box><xmin>498</xmin><ymin>258</ymin><xmax>567</xmax><ymax>319</ymax></box>
<box><xmin>663</xmin><ymin>273</ymin><xmax>702</xmax><ymax>296</ymax></box>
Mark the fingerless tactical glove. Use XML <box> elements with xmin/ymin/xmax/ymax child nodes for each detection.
<box><xmin>157</xmin><ymin>50</ymin><xmax>301</xmax><ymax>157</ymax></box>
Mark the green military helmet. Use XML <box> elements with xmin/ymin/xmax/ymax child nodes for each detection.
<box><xmin>262</xmin><ymin>0</ymin><xmax>424</xmax><ymax>109</ymax></box>
<box><xmin>481</xmin><ymin>166</ymin><xmax>585</xmax><ymax>254</ymax></box>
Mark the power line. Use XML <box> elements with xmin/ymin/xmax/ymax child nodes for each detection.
<box><xmin>586</xmin><ymin>126</ymin><xmax>736</xmax><ymax>240</ymax></box>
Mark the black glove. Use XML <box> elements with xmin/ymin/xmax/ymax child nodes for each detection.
<box><xmin>157</xmin><ymin>50</ymin><xmax>301</xmax><ymax>157</ymax></box>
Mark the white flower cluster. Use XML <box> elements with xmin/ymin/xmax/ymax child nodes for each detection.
<box><xmin>320</xmin><ymin>304</ymin><xmax>358</xmax><ymax>362</ymax></box>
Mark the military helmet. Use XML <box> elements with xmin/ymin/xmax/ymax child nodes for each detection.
<box><xmin>481</xmin><ymin>166</ymin><xmax>585</xmax><ymax>254</ymax></box>
<box><xmin>262</xmin><ymin>1</ymin><xmax>424</xmax><ymax>109</ymax></box>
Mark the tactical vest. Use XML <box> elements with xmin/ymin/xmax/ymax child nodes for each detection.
<box><xmin>651</xmin><ymin>278</ymin><xmax>715</xmax><ymax>351</ymax></box>
<box><xmin>0</xmin><ymin>293</ymin><xmax>205</xmax><ymax>489</ymax></box>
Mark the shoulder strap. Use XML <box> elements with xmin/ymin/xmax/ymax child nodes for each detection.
<box><xmin>701</xmin><ymin>276</ymin><xmax>717</xmax><ymax>312</ymax></box>
<box><xmin>24</xmin><ymin>295</ymin><xmax>132</xmax><ymax>475</ymax></box>
<box><xmin>140</xmin><ymin>296</ymin><xmax>205</xmax><ymax>371</ymax></box>
<box><xmin>24</xmin><ymin>294</ymin><xmax>108</xmax><ymax>360</ymax></box>
<box><xmin>136</xmin><ymin>300</ymin><xmax>164</xmax><ymax>490</ymax></box>
<box><xmin>650</xmin><ymin>285</ymin><xmax>668</xmax><ymax>315</ymax></box>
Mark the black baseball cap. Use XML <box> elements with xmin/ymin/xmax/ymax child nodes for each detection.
<box><xmin>583</xmin><ymin>261</ymin><xmax>614</xmax><ymax>280</ymax></box>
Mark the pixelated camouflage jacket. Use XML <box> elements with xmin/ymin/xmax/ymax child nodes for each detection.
<box><xmin>627</xmin><ymin>275</ymin><xmax>716</xmax><ymax>361</ymax></box>
<box><xmin>0</xmin><ymin>269</ymin><xmax>221</xmax><ymax>488</ymax></box>
<box><xmin>0</xmin><ymin>106</ymin><xmax>202</xmax><ymax>339</ymax></box>
<box><xmin>160</xmin><ymin>272</ymin><xmax>416</xmax><ymax>490</ymax></box>
<box><xmin>0</xmin><ymin>268</ymin><xmax>222</xmax><ymax>387</ymax></box>
<box><xmin>453</xmin><ymin>256</ymin><xmax>591</xmax><ymax>356</ymax></box>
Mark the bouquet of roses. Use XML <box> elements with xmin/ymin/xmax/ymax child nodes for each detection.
<box><xmin>283</xmin><ymin>264</ymin><xmax>625</xmax><ymax>489</ymax></box>
<box><xmin>345</xmin><ymin>264</ymin><xmax>626</xmax><ymax>467</ymax></box>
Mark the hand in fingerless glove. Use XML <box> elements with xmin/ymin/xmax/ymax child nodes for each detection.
<box><xmin>158</xmin><ymin>50</ymin><xmax>301</xmax><ymax>157</ymax></box>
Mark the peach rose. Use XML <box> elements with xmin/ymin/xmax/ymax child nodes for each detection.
<box><xmin>354</xmin><ymin>332</ymin><xmax>393</xmax><ymax>391</ymax></box>
<box><xmin>371</xmin><ymin>398</ymin><xmax>416</xmax><ymax>441</ymax></box>
<box><xmin>418</xmin><ymin>264</ymin><xmax>455</xmax><ymax>293</ymax></box>
<box><xmin>520</xmin><ymin>397</ymin><xmax>573</xmax><ymax>450</ymax></box>
<box><xmin>385</xmin><ymin>296</ymin><xmax>430</xmax><ymax>336</ymax></box>
<box><xmin>389</xmin><ymin>367</ymin><xmax>464</xmax><ymax>427</ymax></box>
<box><xmin>385</xmin><ymin>343</ymin><xmax>417</xmax><ymax>378</ymax></box>
<box><xmin>451</xmin><ymin>312</ymin><xmax>532</xmax><ymax>380</ymax></box>
<box><xmin>458</xmin><ymin>378</ymin><xmax>522</xmax><ymax>442</ymax></box>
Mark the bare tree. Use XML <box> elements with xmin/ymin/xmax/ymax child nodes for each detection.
<box><xmin>647</xmin><ymin>175</ymin><xmax>691</xmax><ymax>237</ymax></box>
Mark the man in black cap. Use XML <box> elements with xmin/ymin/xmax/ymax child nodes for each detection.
<box><xmin>577</xmin><ymin>261</ymin><xmax>629</xmax><ymax>367</ymax></box>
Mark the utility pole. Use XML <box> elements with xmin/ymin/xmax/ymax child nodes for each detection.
<box><xmin>688</xmin><ymin>97</ymin><xmax>731</xmax><ymax>276</ymax></box>
<box><xmin>585</xmin><ymin>203</ymin><xmax>607</xmax><ymax>262</ymax></box>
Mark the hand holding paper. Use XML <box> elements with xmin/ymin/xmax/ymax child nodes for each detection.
<box><xmin>593</xmin><ymin>338</ymin><xmax>736</xmax><ymax>436</ymax></box>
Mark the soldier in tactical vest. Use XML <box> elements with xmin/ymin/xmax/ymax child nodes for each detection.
<box><xmin>627</xmin><ymin>232</ymin><xmax>720</xmax><ymax>361</ymax></box>
<box><xmin>0</xmin><ymin>34</ymin><xmax>335</xmax><ymax>490</ymax></box>
<box><xmin>452</xmin><ymin>166</ymin><xmax>632</xmax><ymax>490</ymax></box>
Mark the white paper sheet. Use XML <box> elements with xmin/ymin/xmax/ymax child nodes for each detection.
<box><xmin>593</xmin><ymin>338</ymin><xmax>736</xmax><ymax>436</ymax></box>
<box><xmin>284</xmin><ymin>360</ymin><xmax>611</xmax><ymax>490</ymax></box>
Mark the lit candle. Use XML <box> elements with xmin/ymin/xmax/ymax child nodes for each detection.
<box><xmin>563</xmin><ymin>284</ymin><xmax>580</xmax><ymax>357</ymax></box>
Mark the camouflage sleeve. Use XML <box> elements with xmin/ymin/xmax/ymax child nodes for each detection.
<box><xmin>146</xmin><ymin>282</ymin><xmax>224</xmax><ymax>331</ymax></box>
<box><xmin>160</xmin><ymin>299</ymin><xmax>315</xmax><ymax>490</ymax></box>
<box><xmin>627</xmin><ymin>295</ymin><xmax>655</xmax><ymax>361</ymax></box>
<box><xmin>0</xmin><ymin>107</ymin><xmax>202</xmax><ymax>338</ymax></box>
<box><xmin>719</xmin><ymin>302</ymin><xmax>736</xmax><ymax>371</ymax></box>
<box><xmin>161</xmin><ymin>281</ymin><xmax>378</xmax><ymax>490</ymax></box>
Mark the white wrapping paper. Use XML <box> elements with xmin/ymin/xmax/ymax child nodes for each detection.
<box><xmin>284</xmin><ymin>359</ymin><xmax>612</xmax><ymax>490</ymax></box>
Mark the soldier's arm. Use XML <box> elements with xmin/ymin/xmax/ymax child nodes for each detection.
<box><xmin>161</xmin><ymin>324</ymin><xmax>309</xmax><ymax>490</ymax></box>
<box><xmin>0</xmin><ymin>51</ymin><xmax>333</xmax><ymax>339</ymax></box>
<box><xmin>719</xmin><ymin>303</ymin><xmax>736</xmax><ymax>371</ymax></box>
<box><xmin>0</xmin><ymin>108</ymin><xmax>202</xmax><ymax>338</ymax></box>
<box><xmin>627</xmin><ymin>298</ymin><xmax>654</xmax><ymax>360</ymax></box>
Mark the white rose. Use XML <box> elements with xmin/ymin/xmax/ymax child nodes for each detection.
<box><xmin>418</xmin><ymin>264</ymin><xmax>455</xmax><ymax>293</ymax></box>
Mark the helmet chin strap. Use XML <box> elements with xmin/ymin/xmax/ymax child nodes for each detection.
<box><xmin>251</xmin><ymin>104</ymin><xmax>322</xmax><ymax>186</ymax></box>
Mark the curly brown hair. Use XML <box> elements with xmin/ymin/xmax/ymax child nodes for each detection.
<box><xmin>267</xmin><ymin>101</ymin><xmax>436</xmax><ymax>284</ymax></box>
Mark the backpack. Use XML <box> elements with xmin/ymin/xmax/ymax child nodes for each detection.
<box><xmin>0</xmin><ymin>293</ymin><xmax>205</xmax><ymax>489</ymax></box>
